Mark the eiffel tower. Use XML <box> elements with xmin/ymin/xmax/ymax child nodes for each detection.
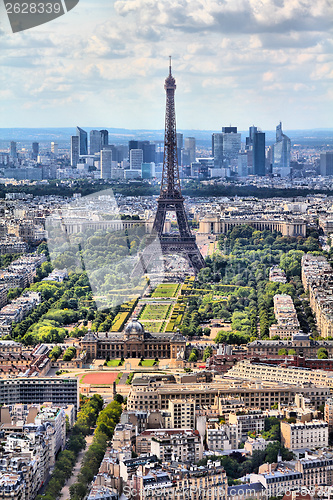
<box><xmin>133</xmin><ymin>58</ymin><xmax>205</xmax><ymax>276</ymax></box>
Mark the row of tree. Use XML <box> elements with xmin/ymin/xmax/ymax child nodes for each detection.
<box><xmin>36</xmin><ymin>394</ymin><xmax>104</xmax><ymax>500</ymax></box>
<box><xmin>69</xmin><ymin>400</ymin><xmax>122</xmax><ymax>500</ymax></box>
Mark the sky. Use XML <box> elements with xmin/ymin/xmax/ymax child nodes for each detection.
<box><xmin>0</xmin><ymin>0</ymin><xmax>332</xmax><ymax>131</ymax></box>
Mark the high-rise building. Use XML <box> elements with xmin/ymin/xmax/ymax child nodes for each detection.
<box><xmin>90</xmin><ymin>130</ymin><xmax>101</xmax><ymax>155</ymax></box>
<box><xmin>130</xmin><ymin>148</ymin><xmax>143</xmax><ymax>170</ymax></box>
<box><xmin>10</xmin><ymin>141</ymin><xmax>17</xmax><ymax>159</ymax></box>
<box><xmin>100</xmin><ymin>129</ymin><xmax>108</xmax><ymax>148</ymax></box>
<box><xmin>253</xmin><ymin>131</ymin><xmax>265</xmax><ymax>176</ymax></box>
<box><xmin>76</xmin><ymin>126</ymin><xmax>88</xmax><ymax>156</ymax></box>
<box><xmin>184</xmin><ymin>137</ymin><xmax>196</xmax><ymax>164</ymax></box>
<box><xmin>141</xmin><ymin>141</ymin><xmax>156</xmax><ymax>163</ymax></box>
<box><xmin>101</xmin><ymin>149</ymin><xmax>112</xmax><ymax>180</ymax></box>
<box><xmin>70</xmin><ymin>136</ymin><xmax>79</xmax><ymax>167</ymax></box>
<box><xmin>272</xmin><ymin>122</ymin><xmax>291</xmax><ymax>177</ymax></box>
<box><xmin>212</xmin><ymin>133</ymin><xmax>224</xmax><ymax>168</ymax></box>
<box><xmin>320</xmin><ymin>152</ymin><xmax>333</xmax><ymax>176</ymax></box>
<box><xmin>32</xmin><ymin>142</ymin><xmax>39</xmax><ymax>161</ymax></box>
<box><xmin>176</xmin><ymin>133</ymin><xmax>183</xmax><ymax>166</ymax></box>
<box><xmin>221</xmin><ymin>127</ymin><xmax>241</xmax><ymax>165</ymax></box>
<box><xmin>51</xmin><ymin>142</ymin><xmax>58</xmax><ymax>157</ymax></box>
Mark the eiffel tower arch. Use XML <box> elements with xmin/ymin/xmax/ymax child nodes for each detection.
<box><xmin>132</xmin><ymin>58</ymin><xmax>205</xmax><ymax>276</ymax></box>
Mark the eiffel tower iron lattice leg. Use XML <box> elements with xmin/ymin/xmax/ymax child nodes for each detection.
<box><xmin>132</xmin><ymin>58</ymin><xmax>205</xmax><ymax>276</ymax></box>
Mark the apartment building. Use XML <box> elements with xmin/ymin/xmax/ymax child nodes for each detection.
<box><xmin>295</xmin><ymin>453</ymin><xmax>333</xmax><ymax>487</ymax></box>
<box><xmin>148</xmin><ymin>429</ymin><xmax>203</xmax><ymax>462</ymax></box>
<box><xmin>228</xmin><ymin>410</ymin><xmax>265</xmax><ymax>442</ymax></box>
<box><xmin>227</xmin><ymin>359</ymin><xmax>333</xmax><ymax>389</ymax></box>
<box><xmin>324</xmin><ymin>397</ymin><xmax>333</xmax><ymax>432</ymax></box>
<box><xmin>132</xmin><ymin>462</ymin><xmax>228</xmax><ymax>500</ymax></box>
<box><xmin>166</xmin><ymin>399</ymin><xmax>196</xmax><ymax>429</ymax></box>
<box><xmin>251</xmin><ymin>464</ymin><xmax>302</xmax><ymax>497</ymax></box>
<box><xmin>207</xmin><ymin>424</ymin><xmax>238</xmax><ymax>452</ymax></box>
<box><xmin>301</xmin><ymin>254</ymin><xmax>333</xmax><ymax>338</ymax></box>
<box><xmin>269</xmin><ymin>294</ymin><xmax>301</xmax><ymax>339</ymax></box>
<box><xmin>247</xmin><ymin>335</ymin><xmax>333</xmax><ymax>358</ymax></box>
<box><xmin>281</xmin><ymin>420</ymin><xmax>328</xmax><ymax>450</ymax></box>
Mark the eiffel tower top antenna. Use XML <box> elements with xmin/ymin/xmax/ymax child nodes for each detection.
<box><xmin>169</xmin><ymin>55</ymin><xmax>172</xmax><ymax>75</ymax></box>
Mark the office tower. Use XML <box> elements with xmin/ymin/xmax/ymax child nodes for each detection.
<box><xmin>51</xmin><ymin>142</ymin><xmax>58</xmax><ymax>157</ymax></box>
<box><xmin>184</xmin><ymin>137</ymin><xmax>196</xmax><ymax>164</ymax></box>
<box><xmin>222</xmin><ymin>126</ymin><xmax>237</xmax><ymax>133</ymax></box>
<box><xmin>101</xmin><ymin>149</ymin><xmax>112</xmax><ymax>179</ymax></box>
<box><xmin>10</xmin><ymin>141</ymin><xmax>17</xmax><ymax>159</ymax></box>
<box><xmin>141</xmin><ymin>162</ymin><xmax>155</xmax><ymax>179</ymax></box>
<box><xmin>76</xmin><ymin>126</ymin><xmax>88</xmax><ymax>156</ymax></box>
<box><xmin>128</xmin><ymin>140</ymin><xmax>139</xmax><ymax>153</ymax></box>
<box><xmin>71</xmin><ymin>136</ymin><xmax>79</xmax><ymax>167</ymax></box>
<box><xmin>90</xmin><ymin>130</ymin><xmax>109</xmax><ymax>155</ymax></box>
<box><xmin>221</xmin><ymin>127</ymin><xmax>241</xmax><ymax>165</ymax></box>
<box><xmin>100</xmin><ymin>129</ymin><xmax>108</xmax><ymax>148</ymax></box>
<box><xmin>176</xmin><ymin>133</ymin><xmax>183</xmax><ymax>166</ymax></box>
<box><xmin>238</xmin><ymin>152</ymin><xmax>248</xmax><ymax>177</ymax></box>
<box><xmin>130</xmin><ymin>148</ymin><xmax>143</xmax><ymax>170</ymax></box>
<box><xmin>320</xmin><ymin>152</ymin><xmax>333</xmax><ymax>176</ymax></box>
<box><xmin>212</xmin><ymin>133</ymin><xmax>224</xmax><ymax>168</ymax></box>
<box><xmin>90</xmin><ymin>130</ymin><xmax>101</xmax><ymax>155</ymax></box>
<box><xmin>0</xmin><ymin>377</ymin><xmax>79</xmax><ymax>413</ymax></box>
<box><xmin>141</xmin><ymin>141</ymin><xmax>156</xmax><ymax>163</ymax></box>
<box><xmin>272</xmin><ymin>122</ymin><xmax>291</xmax><ymax>177</ymax></box>
<box><xmin>253</xmin><ymin>131</ymin><xmax>265</xmax><ymax>176</ymax></box>
<box><xmin>32</xmin><ymin>142</ymin><xmax>39</xmax><ymax>161</ymax></box>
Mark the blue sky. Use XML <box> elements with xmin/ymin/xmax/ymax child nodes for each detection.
<box><xmin>0</xmin><ymin>0</ymin><xmax>332</xmax><ymax>130</ymax></box>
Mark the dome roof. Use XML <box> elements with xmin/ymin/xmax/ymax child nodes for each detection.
<box><xmin>125</xmin><ymin>317</ymin><xmax>144</xmax><ymax>335</ymax></box>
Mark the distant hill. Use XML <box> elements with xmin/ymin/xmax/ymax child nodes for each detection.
<box><xmin>0</xmin><ymin>127</ymin><xmax>332</xmax><ymax>148</ymax></box>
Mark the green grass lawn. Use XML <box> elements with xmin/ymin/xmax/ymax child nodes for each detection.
<box><xmin>140</xmin><ymin>320</ymin><xmax>165</xmax><ymax>332</ymax></box>
<box><xmin>106</xmin><ymin>359</ymin><xmax>122</xmax><ymax>366</ymax></box>
<box><xmin>140</xmin><ymin>303</ymin><xmax>170</xmax><ymax>320</ymax></box>
<box><xmin>151</xmin><ymin>283</ymin><xmax>180</xmax><ymax>298</ymax></box>
<box><xmin>140</xmin><ymin>360</ymin><xmax>158</xmax><ymax>367</ymax></box>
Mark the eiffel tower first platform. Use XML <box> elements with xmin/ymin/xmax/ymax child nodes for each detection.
<box><xmin>132</xmin><ymin>58</ymin><xmax>205</xmax><ymax>276</ymax></box>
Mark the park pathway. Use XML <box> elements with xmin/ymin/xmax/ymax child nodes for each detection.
<box><xmin>59</xmin><ymin>434</ymin><xmax>94</xmax><ymax>500</ymax></box>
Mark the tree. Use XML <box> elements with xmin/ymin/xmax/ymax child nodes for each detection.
<box><xmin>114</xmin><ymin>394</ymin><xmax>124</xmax><ymax>404</ymax></box>
<box><xmin>188</xmin><ymin>349</ymin><xmax>198</xmax><ymax>362</ymax></box>
<box><xmin>278</xmin><ymin>348</ymin><xmax>287</xmax><ymax>355</ymax></box>
<box><xmin>317</xmin><ymin>348</ymin><xmax>328</xmax><ymax>359</ymax></box>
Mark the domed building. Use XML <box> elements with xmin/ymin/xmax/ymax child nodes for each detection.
<box><xmin>80</xmin><ymin>318</ymin><xmax>186</xmax><ymax>361</ymax></box>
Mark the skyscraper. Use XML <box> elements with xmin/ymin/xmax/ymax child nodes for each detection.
<box><xmin>130</xmin><ymin>149</ymin><xmax>143</xmax><ymax>170</ymax></box>
<box><xmin>90</xmin><ymin>130</ymin><xmax>101</xmax><ymax>155</ymax></box>
<box><xmin>212</xmin><ymin>133</ymin><xmax>223</xmax><ymax>168</ymax></box>
<box><xmin>184</xmin><ymin>137</ymin><xmax>196</xmax><ymax>164</ymax></box>
<box><xmin>51</xmin><ymin>142</ymin><xmax>58</xmax><ymax>157</ymax></box>
<box><xmin>253</xmin><ymin>131</ymin><xmax>265</xmax><ymax>177</ymax></box>
<box><xmin>101</xmin><ymin>149</ymin><xmax>112</xmax><ymax>180</ymax></box>
<box><xmin>176</xmin><ymin>133</ymin><xmax>183</xmax><ymax>166</ymax></box>
<box><xmin>32</xmin><ymin>142</ymin><xmax>39</xmax><ymax>161</ymax></box>
<box><xmin>76</xmin><ymin>126</ymin><xmax>88</xmax><ymax>156</ymax></box>
<box><xmin>90</xmin><ymin>130</ymin><xmax>109</xmax><ymax>155</ymax></box>
<box><xmin>100</xmin><ymin>130</ymin><xmax>108</xmax><ymax>148</ymax></box>
<box><xmin>10</xmin><ymin>141</ymin><xmax>17</xmax><ymax>160</ymax></box>
<box><xmin>320</xmin><ymin>152</ymin><xmax>333</xmax><ymax>176</ymax></box>
<box><xmin>221</xmin><ymin>127</ymin><xmax>241</xmax><ymax>165</ymax></box>
<box><xmin>71</xmin><ymin>136</ymin><xmax>79</xmax><ymax>167</ymax></box>
<box><xmin>272</xmin><ymin>122</ymin><xmax>291</xmax><ymax>177</ymax></box>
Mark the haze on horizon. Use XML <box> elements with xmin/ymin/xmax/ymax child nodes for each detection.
<box><xmin>0</xmin><ymin>0</ymin><xmax>332</xmax><ymax>131</ymax></box>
